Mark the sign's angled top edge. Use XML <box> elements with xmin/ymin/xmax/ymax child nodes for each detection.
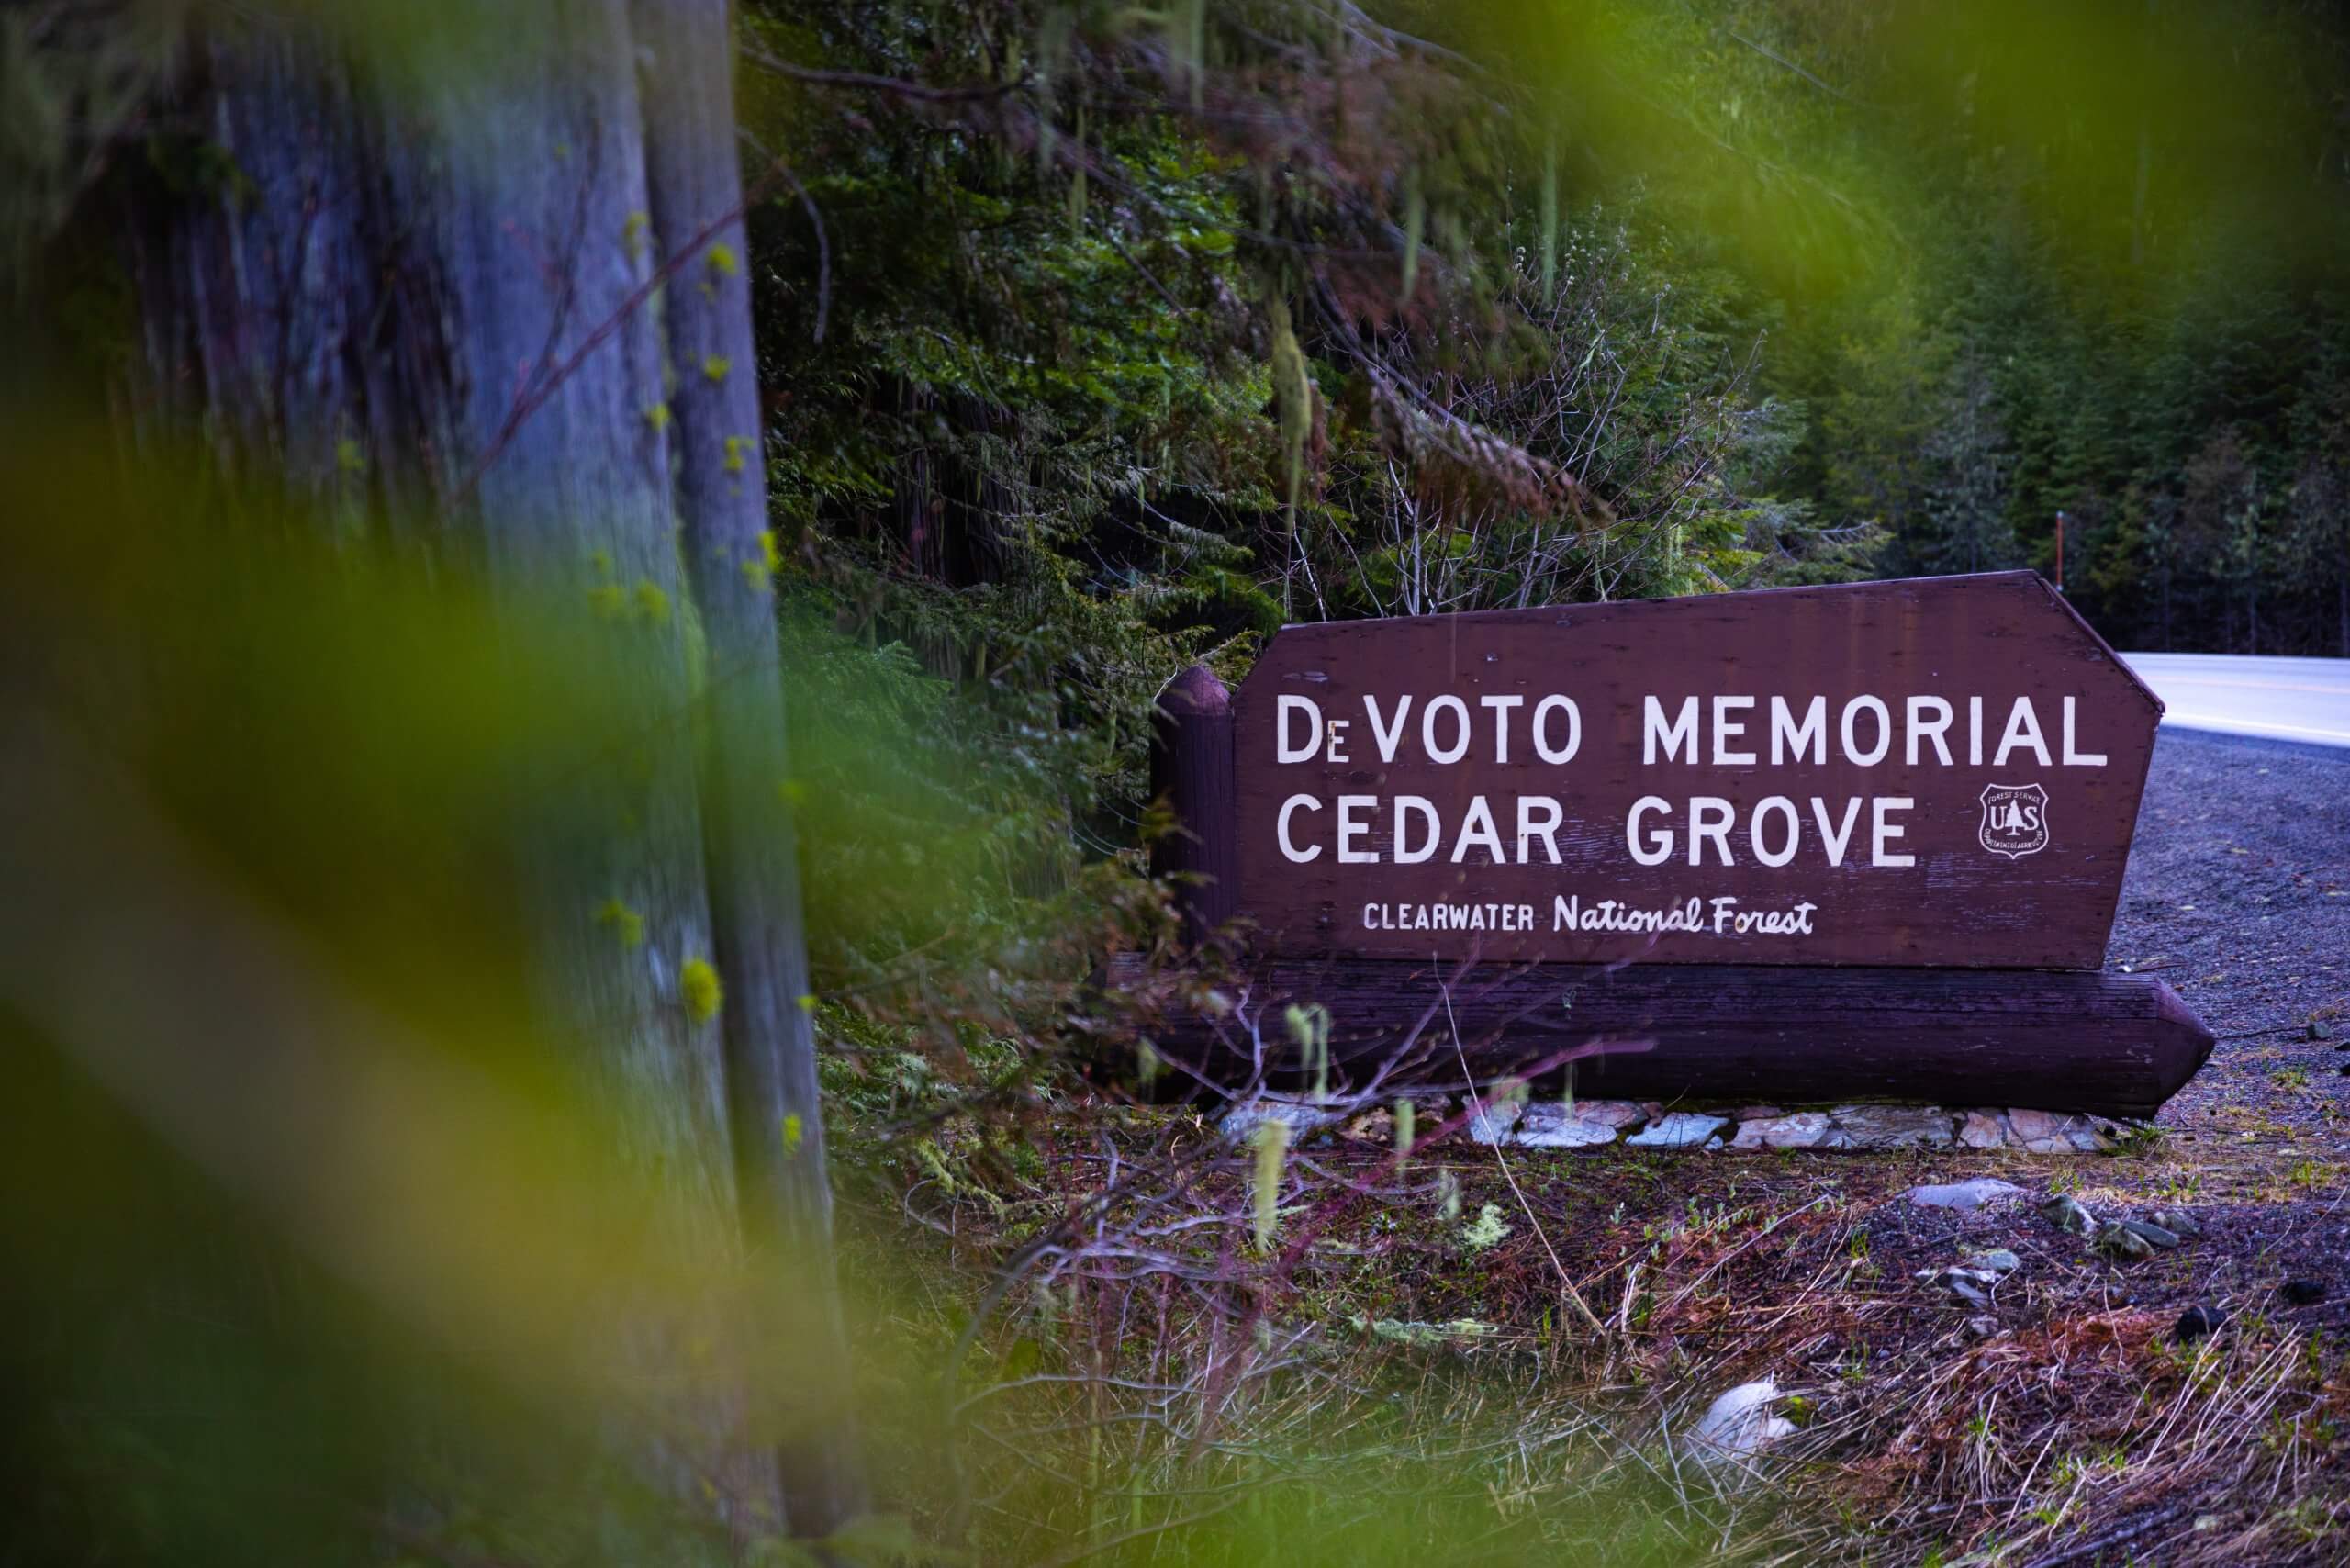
<box><xmin>2026</xmin><ymin>575</ymin><xmax>2166</xmax><ymax>718</ymax></box>
<box><xmin>1262</xmin><ymin>568</ymin><xmax>2049</xmax><ymax>639</ymax></box>
<box><xmin>1245</xmin><ymin>570</ymin><xmax>2163</xmax><ymax>723</ymax></box>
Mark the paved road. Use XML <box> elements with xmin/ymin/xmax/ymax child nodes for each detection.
<box><xmin>2119</xmin><ymin>652</ymin><xmax>2350</xmax><ymax>749</ymax></box>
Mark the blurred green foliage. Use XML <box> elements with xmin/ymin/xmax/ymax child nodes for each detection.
<box><xmin>743</xmin><ymin>0</ymin><xmax>2350</xmax><ymax>680</ymax></box>
<box><xmin>13</xmin><ymin>1</ymin><xmax>2350</xmax><ymax>1563</ymax></box>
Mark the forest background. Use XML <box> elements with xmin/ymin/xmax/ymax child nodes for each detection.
<box><xmin>9</xmin><ymin>1</ymin><xmax>2350</xmax><ymax>1564</ymax></box>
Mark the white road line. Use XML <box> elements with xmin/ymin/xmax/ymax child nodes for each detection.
<box><xmin>2151</xmin><ymin>677</ymin><xmax>2350</xmax><ymax>696</ymax></box>
<box><xmin>2161</xmin><ymin>712</ymin><xmax>2350</xmax><ymax>745</ymax></box>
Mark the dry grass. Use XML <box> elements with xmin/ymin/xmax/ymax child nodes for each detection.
<box><xmin>836</xmin><ymin>1048</ymin><xmax>2350</xmax><ymax>1565</ymax></box>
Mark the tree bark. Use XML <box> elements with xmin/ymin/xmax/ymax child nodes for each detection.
<box><xmin>633</xmin><ymin>0</ymin><xmax>865</xmax><ymax>1531</ymax></box>
<box><xmin>116</xmin><ymin>0</ymin><xmax>855</xmax><ymax>1537</ymax></box>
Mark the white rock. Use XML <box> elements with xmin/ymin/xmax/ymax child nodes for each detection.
<box><xmin>1509</xmin><ymin>1102</ymin><xmax>1625</xmax><ymax>1148</ymax></box>
<box><xmin>1958</xmin><ymin>1110</ymin><xmax>2011</xmax><ymax>1148</ymax></box>
<box><xmin>1906</xmin><ymin>1178</ymin><xmax>2028</xmax><ymax>1213</ymax></box>
<box><xmin>1217</xmin><ymin>1095</ymin><xmax>1344</xmax><ymax>1141</ymax></box>
<box><xmin>1823</xmin><ymin>1105</ymin><xmax>1956</xmax><ymax>1148</ymax></box>
<box><xmin>2007</xmin><ymin>1107</ymin><xmax>2064</xmax><ymax>1140</ymax></box>
<box><xmin>2009</xmin><ymin>1107</ymin><xmax>2114</xmax><ymax>1154</ymax></box>
<box><xmin>1732</xmin><ymin>1110</ymin><xmax>1833</xmax><ymax>1149</ymax></box>
<box><xmin>1914</xmin><ymin>1264</ymin><xmax>2003</xmax><ymax>1306</ymax></box>
<box><xmin>1466</xmin><ymin>1098</ymin><xmax>1525</xmax><ymax>1145</ymax></box>
<box><xmin>1688</xmin><ymin>1378</ymin><xmax>1796</xmax><ymax>1470</ymax></box>
<box><xmin>1628</xmin><ymin>1111</ymin><xmax>1728</xmax><ymax>1148</ymax></box>
<box><xmin>1569</xmin><ymin>1099</ymin><xmax>1651</xmax><ymax>1129</ymax></box>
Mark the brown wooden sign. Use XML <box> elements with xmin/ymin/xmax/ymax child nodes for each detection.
<box><xmin>1225</xmin><ymin>572</ymin><xmax>2160</xmax><ymax>969</ymax></box>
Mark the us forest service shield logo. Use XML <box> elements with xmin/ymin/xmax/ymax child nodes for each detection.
<box><xmin>1978</xmin><ymin>782</ymin><xmax>2051</xmax><ymax>859</ymax></box>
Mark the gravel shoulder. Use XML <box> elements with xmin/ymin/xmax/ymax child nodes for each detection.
<box><xmin>2115</xmin><ymin>729</ymin><xmax>2350</xmax><ymax>1156</ymax></box>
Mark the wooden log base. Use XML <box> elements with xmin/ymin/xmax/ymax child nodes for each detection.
<box><xmin>1113</xmin><ymin>956</ymin><xmax>2214</xmax><ymax>1122</ymax></box>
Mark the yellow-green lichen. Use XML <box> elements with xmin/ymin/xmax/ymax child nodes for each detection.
<box><xmin>701</xmin><ymin>354</ymin><xmax>731</xmax><ymax>383</ymax></box>
<box><xmin>741</xmin><ymin>528</ymin><xmax>784</xmax><ymax>591</ymax></box>
<box><xmin>593</xmin><ymin>898</ymin><xmax>644</xmax><ymax>948</ymax></box>
<box><xmin>632</xmin><ymin>579</ymin><xmax>671</xmax><ymax>624</ymax></box>
<box><xmin>681</xmin><ymin>957</ymin><xmax>722</xmax><ymax>1024</ymax></box>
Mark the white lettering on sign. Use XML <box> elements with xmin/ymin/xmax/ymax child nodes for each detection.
<box><xmin>1275</xmin><ymin>793</ymin><xmax>1321</xmax><ymax>861</ymax></box>
<box><xmin>1995</xmin><ymin>695</ymin><xmax>2051</xmax><ymax>768</ymax></box>
<box><xmin>1751</xmin><ymin>796</ymin><xmax>1800</xmax><ymax>867</ymax></box>
<box><xmin>1646</xmin><ymin>695</ymin><xmax>1699</xmax><ymax>765</ymax></box>
<box><xmin>1531</xmin><ymin>695</ymin><xmax>1581</xmax><ymax>763</ymax></box>
<box><xmin>1617</xmin><ymin>792</ymin><xmax>1906</xmax><ymax>869</ymax></box>
<box><xmin>2062</xmin><ymin>697</ymin><xmax>2107</xmax><ymax>766</ymax></box>
<box><xmin>1908</xmin><ymin>696</ymin><xmax>1953</xmax><ymax>765</ymax></box>
<box><xmin>1516</xmin><ymin>795</ymin><xmax>1564</xmax><ymax>863</ymax></box>
<box><xmin>1364</xmin><ymin>694</ymin><xmax>1411</xmax><ymax>762</ymax></box>
<box><xmin>1336</xmin><ymin>794</ymin><xmax>1378</xmax><ymax>863</ymax></box>
<box><xmin>1712</xmin><ymin>695</ymin><xmax>1756</xmax><ymax>765</ymax></box>
<box><xmin>1269</xmin><ymin>689</ymin><xmax>2098</xmax><ymax>876</ymax></box>
<box><xmin>1421</xmin><ymin>695</ymin><xmax>1472</xmax><ymax>763</ymax></box>
<box><xmin>1360</xmin><ymin>900</ymin><xmax>1539</xmax><ymax>933</ymax></box>
<box><xmin>1358</xmin><ymin>894</ymin><xmax>1823</xmax><ymax>939</ymax></box>
<box><xmin>1288</xmin><ymin>690</ymin><xmax>2096</xmax><ymax>771</ymax></box>
<box><xmin>1277</xmin><ymin>695</ymin><xmax>1322</xmax><ymax>763</ymax></box>
<box><xmin>1773</xmin><ymin>696</ymin><xmax>1826</xmax><ymax>764</ymax></box>
<box><xmin>1480</xmin><ymin>694</ymin><xmax>1525</xmax><ymax>761</ymax></box>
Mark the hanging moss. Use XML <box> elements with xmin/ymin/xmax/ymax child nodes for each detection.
<box><xmin>1267</xmin><ymin>294</ymin><xmax>1310</xmax><ymax>532</ymax></box>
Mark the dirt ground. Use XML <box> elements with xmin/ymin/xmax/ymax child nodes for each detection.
<box><xmin>1420</xmin><ymin>726</ymin><xmax>2350</xmax><ymax>1563</ymax></box>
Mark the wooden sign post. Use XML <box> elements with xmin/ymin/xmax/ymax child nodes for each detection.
<box><xmin>1141</xmin><ymin>573</ymin><xmax>2211</xmax><ymax>1118</ymax></box>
